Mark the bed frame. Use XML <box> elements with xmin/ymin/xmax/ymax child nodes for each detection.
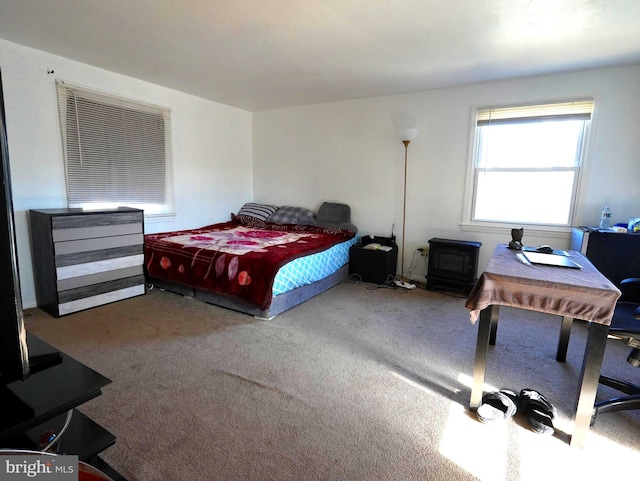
<box><xmin>146</xmin><ymin>264</ymin><xmax>349</xmax><ymax>320</ymax></box>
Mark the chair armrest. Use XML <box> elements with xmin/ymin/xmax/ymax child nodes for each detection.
<box><xmin>620</xmin><ymin>278</ymin><xmax>640</xmax><ymax>303</ymax></box>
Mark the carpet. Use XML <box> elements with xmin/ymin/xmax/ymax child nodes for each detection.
<box><xmin>24</xmin><ymin>281</ymin><xmax>640</xmax><ymax>480</ymax></box>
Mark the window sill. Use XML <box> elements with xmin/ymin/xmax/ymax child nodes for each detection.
<box><xmin>460</xmin><ymin>222</ymin><xmax>573</xmax><ymax>240</ymax></box>
<box><xmin>144</xmin><ymin>213</ymin><xmax>177</xmax><ymax>223</ymax></box>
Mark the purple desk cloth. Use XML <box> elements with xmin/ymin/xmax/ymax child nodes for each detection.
<box><xmin>465</xmin><ymin>244</ymin><xmax>621</xmax><ymax>324</ymax></box>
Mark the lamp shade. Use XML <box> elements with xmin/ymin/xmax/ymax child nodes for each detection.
<box><xmin>396</xmin><ymin>128</ymin><xmax>418</xmax><ymax>142</ymax></box>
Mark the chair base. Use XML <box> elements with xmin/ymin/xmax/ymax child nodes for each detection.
<box><xmin>591</xmin><ymin>375</ymin><xmax>640</xmax><ymax>425</ymax></box>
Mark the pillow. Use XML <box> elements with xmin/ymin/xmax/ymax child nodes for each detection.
<box><xmin>237</xmin><ymin>202</ymin><xmax>278</xmax><ymax>221</ymax></box>
<box><xmin>316</xmin><ymin>202</ymin><xmax>351</xmax><ymax>225</ymax></box>
<box><xmin>269</xmin><ymin>206</ymin><xmax>316</xmax><ymax>225</ymax></box>
<box><xmin>311</xmin><ymin>202</ymin><xmax>358</xmax><ymax>233</ymax></box>
<box><xmin>337</xmin><ymin>222</ymin><xmax>358</xmax><ymax>233</ymax></box>
<box><xmin>298</xmin><ymin>208</ymin><xmax>316</xmax><ymax>223</ymax></box>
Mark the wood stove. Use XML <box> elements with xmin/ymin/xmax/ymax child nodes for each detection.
<box><xmin>426</xmin><ymin>238</ymin><xmax>481</xmax><ymax>294</ymax></box>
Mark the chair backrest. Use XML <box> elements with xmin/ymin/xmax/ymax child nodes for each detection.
<box><xmin>610</xmin><ymin>299</ymin><xmax>640</xmax><ymax>368</ymax></box>
<box><xmin>611</xmin><ymin>302</ymin><xmax>640</xmax><ymax>336</ymax></box>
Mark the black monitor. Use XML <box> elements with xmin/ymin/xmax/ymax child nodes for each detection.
<box><xmin>0</xmin><ymin>69</ymin><xmax>30</xmax><ymax>383</ymax></box>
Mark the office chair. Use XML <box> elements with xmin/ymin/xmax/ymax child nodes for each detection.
<box><xmin>592</xmin><ymin>277</ymin><xmax>640</xmax><ymax>425</ymax></box>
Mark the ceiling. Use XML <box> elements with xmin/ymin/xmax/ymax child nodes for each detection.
<box><xmin>1</xmin><ymin>0</ymin><xmax>639</xmax><ymax>111</ymax></box>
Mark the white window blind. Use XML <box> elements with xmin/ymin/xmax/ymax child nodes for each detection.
<box><xmin>467</xmin><ymin>99</ymin><xmax>594</xmax><ymax>227</ymax></box>
<box><xmin>476</xmin><ymin>99</ymin><xmax>594</xmax><ymax>125</ymax></box>
<box><xmin>56</xmin><ymin>80</ymin><xmax>174</xmax><ymax>218</ymax></box>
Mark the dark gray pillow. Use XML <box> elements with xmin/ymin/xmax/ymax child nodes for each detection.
<box><xmin>316</xmin><ymin>202</ymin><xmax>351</xmax><ymax>225</ymax></box>
<box><xmin>313</xmin><ymin>202</ymin><xmax>358</xmax><ymax>232</ymax></box>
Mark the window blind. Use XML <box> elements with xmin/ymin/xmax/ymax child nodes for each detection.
<box><xmin>477</xmin><ymin>99</ymin><xmax>594</xmax><ymax>125</ymax></box>
<box><xmin>56</xmin><ymin>80</ymin><xmax>174</xmax><ymax>217</ymax></box>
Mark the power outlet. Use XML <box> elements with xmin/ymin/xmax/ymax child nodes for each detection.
<box><xmin>418</xmin><ymin>245</ymin><xmax>429</xmax><ymax>256</ymax></box>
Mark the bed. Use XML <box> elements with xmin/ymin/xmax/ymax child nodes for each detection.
<box><xmin>144</xmin><ymin>203</ymin><xmax>359</xmax><ymax>319</ymax></box>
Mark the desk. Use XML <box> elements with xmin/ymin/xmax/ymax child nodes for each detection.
<box><xmin>465</xmin><ymin>244</ymin><xmax>621</xmax><ymax>449</ymax></box>
<box><xmin>0</xmin><ymin>333</ymin><xmax>126</xmax><ymax>479</ymax></box>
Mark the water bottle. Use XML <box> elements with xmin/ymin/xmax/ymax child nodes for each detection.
<box><xmin>599</xmin><ymin>206</ymin><xmax>612</xmax><ymax>230</ymax></box>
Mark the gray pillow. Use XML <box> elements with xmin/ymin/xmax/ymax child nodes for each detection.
<box><xmin>313</xmin><ymin>202</ymin><xmax>358</xmax><ymax>232</ymax></box>
<box><xmin>269</xmin><ymin>206</ymin><xmax>316</xmax><ymax>225</ymax></box>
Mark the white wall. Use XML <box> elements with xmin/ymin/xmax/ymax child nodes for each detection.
<box><xmin>253</xmin><ymin>65</ymin><xmax>640</xmax><ymax>281</ymax></box>
<box><xmin>0</xmin><ymin>39</ymin><xmax>253</xmax><ymax>308</ymax></box>
<box><xmin>3</xmin><ymin>35</ymin><xmax>639</xmax><ymax>306</ymax></box>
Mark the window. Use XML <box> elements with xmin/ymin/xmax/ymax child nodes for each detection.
<box><xmin>56</xmin><ymin>80</ymin><xmax>174</xmax><ymax>218</ymax></box>
<box><xmin>465</xmin><ymin>99</ymin><xmax>593</xmax><ymax>228</ymax></box>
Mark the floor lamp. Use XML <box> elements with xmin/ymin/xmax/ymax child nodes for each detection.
<box><xmin>396</xmin><ymin>128</ymin><xmax>418</xmax><ymax>282</ymax></box>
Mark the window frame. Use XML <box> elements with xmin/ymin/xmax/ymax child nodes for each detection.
<box><xmin>56</xmin><ymin>80</ymin><xmax>175</xmax><ymax>220</ymax></box>
<box><xmin>461</xmin><ymin>98</ymin><xmax>594</xmax><ymax>236</ymax></box>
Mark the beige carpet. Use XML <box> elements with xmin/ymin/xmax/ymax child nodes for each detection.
<box><xmin>25</xmin><ymin>281</ymin><xmax>640</xmax><ymax>481</ymax></box>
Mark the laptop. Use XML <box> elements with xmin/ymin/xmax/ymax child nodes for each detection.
<box><xmin>522</xmin><ymin>251</ymin><xmax>582</xmax><ymax>269</ymax></box>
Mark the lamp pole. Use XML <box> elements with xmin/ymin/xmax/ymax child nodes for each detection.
<box><xmin>401</xmin><ymin>139</ymin><xmax>410</xmax><ymax>280</ymax></box>
<box><xmin>395</xmin><ymin>127</ymin><xmax>417</xmax><ymax>281</ymax></box>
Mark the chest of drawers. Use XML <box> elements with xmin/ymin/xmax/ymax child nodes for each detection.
<box><xmin>570</xmin><ymin>226</ymin><xmax>640</xmax><ymax>287</ymax></box>
<box><xmin>30</xmin><ymin>207</ymin><xmax>145</xmax><ymax>317</ymax></box>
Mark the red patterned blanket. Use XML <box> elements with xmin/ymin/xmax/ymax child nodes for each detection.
<box><xmin>144</xmin><ymin>215</ymin><xmax>356</xmax><ymax>310</ymax></box>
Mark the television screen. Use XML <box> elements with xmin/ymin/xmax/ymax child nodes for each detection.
<box><xmin>0</xmin><ymin>69</ymin><xmax>30</xmax><ymax>383</ymax></box>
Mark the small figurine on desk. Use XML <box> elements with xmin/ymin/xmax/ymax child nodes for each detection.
<box><xmin>508</xmin><ymin>227</ymin><xmax>524</xmax><ymax>250</ymax></box>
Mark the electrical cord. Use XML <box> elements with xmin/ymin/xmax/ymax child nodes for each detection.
<box><xmin>400</xmin><ymin>248</ymin><xmax>428</xmax><ymax>284</ymax></box>
<box><xmin>433</xmin><ymin>289</ymin><xmax>468</xmax><ymax>299</ymax></box>
<box><xmin>345</xmin><ymin>273</ymin><xmax>362</xmax><ymax>283</ymax></box>
<box><xmin>365</xmin><ymin>274</ymin><xmax>411</xmax><ymax>293</ymax></box>
<box><xmin>41</xmin><ymin>409</ymin><xmax>73</xmax><ymax>453</ymax></box>
<box><xmin>366</xmin><ymin>274</ymin><xmax>394</xmax><ymax>290</ymax></box>
<box><xmin>402</xmin><ymin>250</ymin><xmax>421</xmax><ymax>278</ymax></box>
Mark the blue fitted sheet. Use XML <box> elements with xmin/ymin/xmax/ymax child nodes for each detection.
<box><xmin>272</xmin><ymin>235</ymin><xmax>359</xmax><ymax>296</ymax></box>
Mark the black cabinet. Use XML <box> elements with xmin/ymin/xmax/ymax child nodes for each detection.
<box><xmin>570</xmin><ymin>227</ymin><xmax>640</xmax><ymax>287</ymax></box>
<box><xmin>349</xmin><ymin>236</ymin><xmax>398</xmax><ymax>284</ymax></box>
<box><xmin>0</xmin><ymin>333</ymin><xmax>125</xmax><ymax>479</ymax></box>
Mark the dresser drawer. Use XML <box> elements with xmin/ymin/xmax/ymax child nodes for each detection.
<box><xmin>51</xmin><ymin>212</ymin><xmax>143</xmax><ymax>241</ymax></box>
<box><xmin>51</xmin><ymin>211</ymin><xmax>143</xmax><ymax>230</ymax></box>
